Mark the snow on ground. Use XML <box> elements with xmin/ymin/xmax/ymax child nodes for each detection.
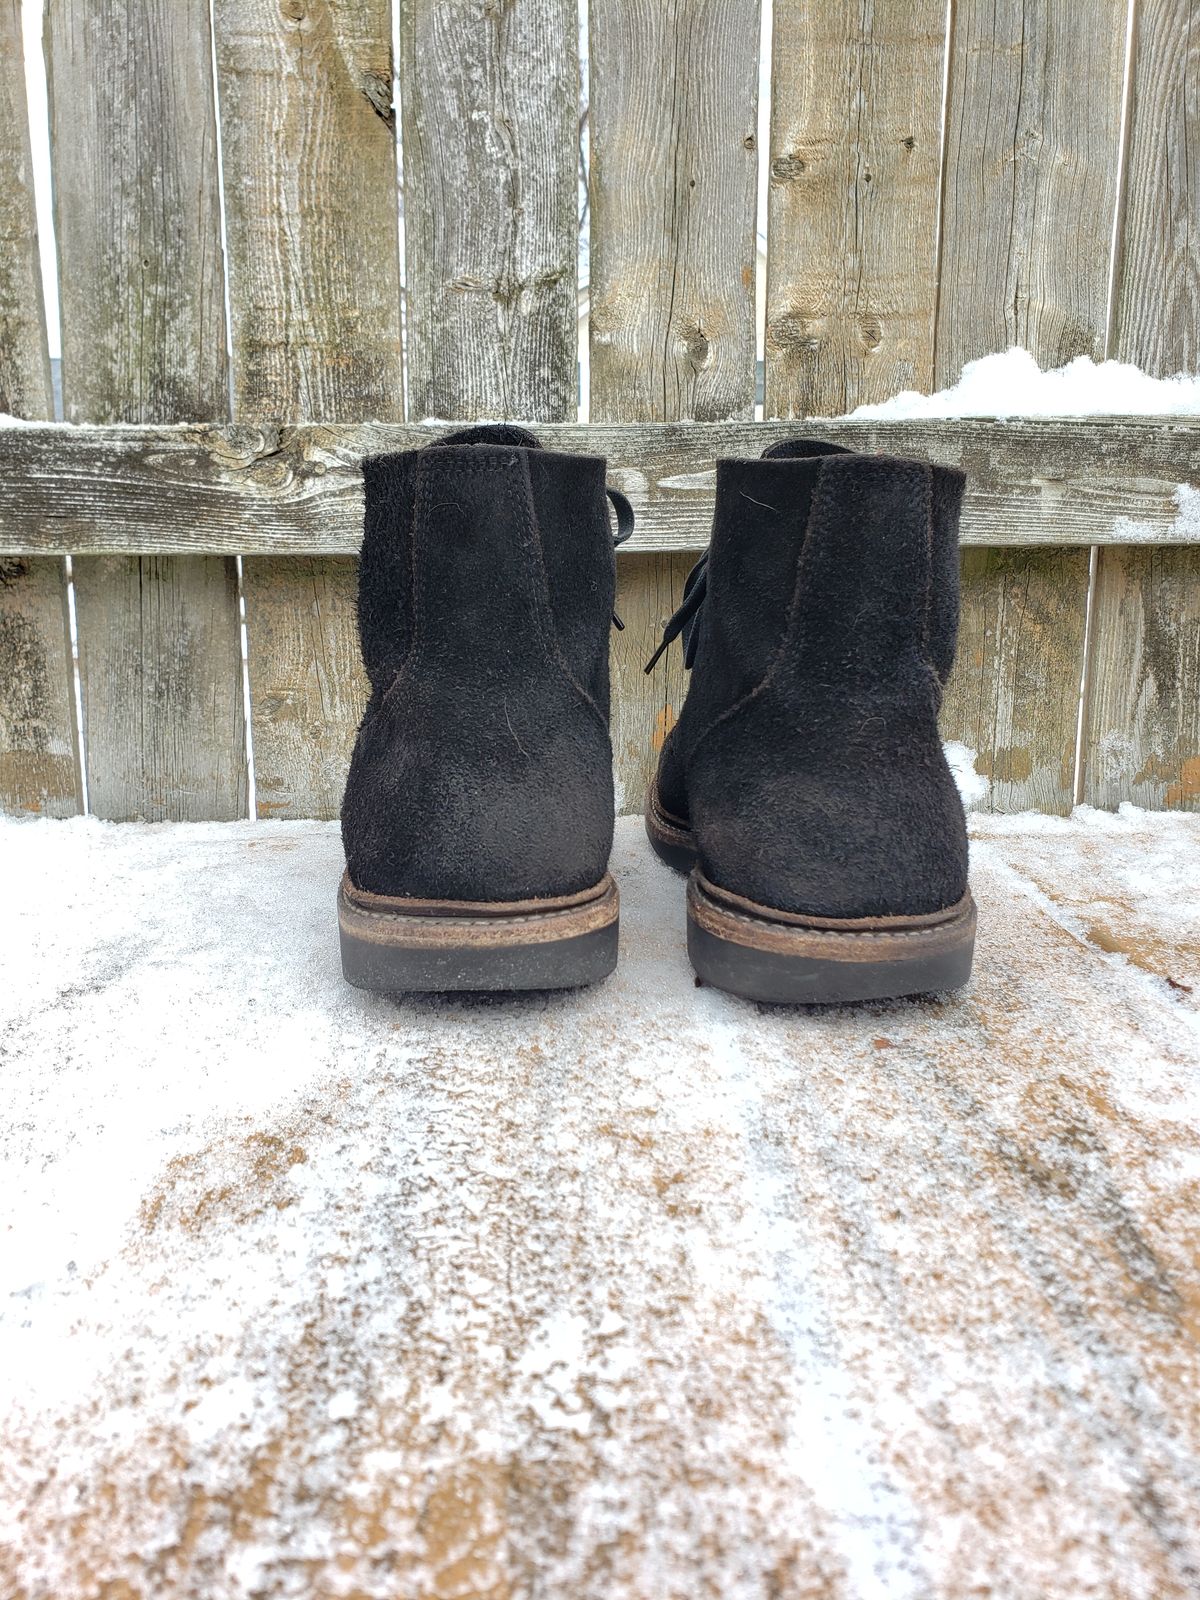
<box><xmin>846</xmin><ymin>348</ymin><xmax>1200</xmax><ymax>420</ymax></box>
<box><xmin>1</xmin><ymin>810</ymin><xmax>1199</xmax><ymax>1599</ymax></box>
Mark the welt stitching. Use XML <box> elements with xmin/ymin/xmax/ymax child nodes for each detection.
<box><xmin>696</xmin><ymin>901</ymin><xmax>967</xmax><ymax>943</ymax></box>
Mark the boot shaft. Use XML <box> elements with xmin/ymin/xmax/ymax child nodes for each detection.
<box><xmin>693</xmin><ymin>444</ymin><xmax>964</xmax><ymax>704</ymax></box>
<box><xmin>356</xmin><ymin>426</ymin><xmax>615</xmax><ymax>718</ymax></box>
<box><xmin>655</xmin><ymin>441</ymin><xmax>970</xmax><ymax>922</ymax></box>
<box><xmin>343</xmin><ymin>427</ymin><xmax>619</xmax><ymax>902</ymax></box>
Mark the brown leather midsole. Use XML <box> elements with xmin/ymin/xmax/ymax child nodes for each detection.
<box><xmin>644</xmin><ymin>786</ymin><xmax>696</xmax><ymax>849</ymax></box>
<box><xmin>688</xmin><ymin>873</ymin><xmax>976</xmax><ymax>964</ymax></box>
<box><xmin>338</xmin><ymin>871</ymin><xmax>619</xmax><ymax>950</ymax></box>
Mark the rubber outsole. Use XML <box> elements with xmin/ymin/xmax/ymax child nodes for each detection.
<box><xmin>646</xmin><ymin>784</ymin><xmax>976</xmax><ymax>1004</ymax></box>
<box><xmin>338</xmin><ymin>871</ymin><xmax>619</xmax><ymax>993</ymax></box>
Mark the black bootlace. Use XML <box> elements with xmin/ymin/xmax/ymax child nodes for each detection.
<box><xmin>607</xmin><ymin>487</ymin><xmax>634</xmax><ymax>630</ymax></box>
<box><xmin>643</xmin><ymin>551</ymin><xmax>708</xmax><ymax>672</ymax></box>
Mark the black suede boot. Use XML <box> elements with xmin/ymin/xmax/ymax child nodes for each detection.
<box><xmin>339</xmin><ymin>424</ymin><xmax>630</xmax><ymax>992</ymax></box>
<box><xmin>644</xmin><ymin>439</ymin><xmax>976</xmax><ymax>1004</ymax></box>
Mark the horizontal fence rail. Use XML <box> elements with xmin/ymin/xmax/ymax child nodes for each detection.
<box><xmin>1</xmin><ymin>418</ymin><xmax>1197</xmax><ymax>555</ymax></box>
<box><xmin>0</xmin><ymin>0</ymin><xmax>1198</xmax><ymax>829</ymax></box>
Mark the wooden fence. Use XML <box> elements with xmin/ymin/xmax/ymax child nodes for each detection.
<box><xmin>0</xmin><ymin>0</ymin><xmax>1197</xmax><ymax>825</ymax></box>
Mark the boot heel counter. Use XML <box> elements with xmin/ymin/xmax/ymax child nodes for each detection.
<box><xmin>341</xmin><ymin>689</ymin><xmax>615</xmax><ymax>901</ymax></box>
<box><xmin>343</xmin><ymin>445</ymin><xmax>615</xmax><ymax>901</ymax></box>
<box><xmin>685</xmin><ymin>454</ymin><xmax>970</xmax><ymax>920</ymax></box>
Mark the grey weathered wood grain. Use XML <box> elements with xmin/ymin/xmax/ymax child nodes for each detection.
<box><xmin>2</xmin><ymin>417</ymin><xmax>1197</xmax><ymax>555</ymax></box>
<box><xmin>1111</xmin><ymin>0</ymin><xmax>1199</xmax><ymax>377</ymax></box>
<box><xmin>590</xmin><ymin>0</ymin><xmax>760</xmax><ymax>812</ymax></box>
<box><xmin>941</xmin><ymin>548</ymin><xmax>1091</xmax><ymax>814</ymax></box>
<box><xmin>1087</xmin><ymin>4</ymin><xmax>1199</xmax><ymax>815</ymax></box>
<box><xmin>935</xmin><ymin>0</ymin><xmax>1128</xmax><ymax>383</ymax></box>
<box><xmin>242</xmin><ymin>556</ymin><xmax>367</xmax><ymax>820</ymax></box>
<box><xmin>0</xmin><ymin>0</ymin><xmax>52</xmax><ymax>420</ymax></box>
<box><xmin>47</xmin><ymin>1</ymin><xmax>229</xmax><ymax>424</ymax></box>
<box><xmin>1082</xmin><ymin>547</ymin><xmax>1200</xmax><ymax>811</ymax></box>
<box><xmin>400</xmin><ymin>0</ymin><xmax>577</xmax><ymax>422</ymax></box>
<box><xmin>72</xmin><ymin>555</ymin><xmax>248</xmax><ymax>821</ymax></box>
<box><xmin>0</xmin><ymin>557</ymin><xmax>81</xmax><ymax>816</ymax></box>
<box><xmin>589</xmin><ymin>0</ymin><xmax>761</xmax><ymax>423</ymax></box>
<box><xmin>46</xmin><ymin>0</ymin><xmax>246</xmax><ymax>821</ymax></box>
<box><xmin>211</xmin><ymin>0</ymin><xmax>403</xmax><ymax>423</ymax></box>
<box><xmin>0</xmin><ymin>1</ymin><xmax>80</xmax><ymax>817</ymax></box>
<box><xmin>212</xmin><ymin>0</ymin><xmax>401</xmax><ymax>818</ymax></box>
<box><xmin>765</xmin><ymin>0</ymin><xmax>946</xmax><ymax>418</ymax></box>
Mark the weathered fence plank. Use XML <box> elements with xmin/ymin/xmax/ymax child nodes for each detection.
<box><xmin>46</xmin><ymin>0</ymin><xmax>245</xmax><ymax>821</ymax></box>
<box><xmin>0</xmin><ymin>0</ymin><xmax>51</xmax><ymax>419</ymax></box>
<box><xmin>400</xmin><ymin>0</ymin><xmax>578</xmax><ymax>421</ymax></box>
<box><xmin>0</xmin><ymin>556</ymin><xmax>80</xmax><ymax>817</ymax></box>
<box><xmin>934</xmin><ymin>0</ymin><xmax>1128</xmax><ymax>809</ymax></box>
<box><xmin>764</xmin><ymin>0</ymin><xmax>945</xmax><ymax>418</ymax></box>
<box><xmin>73</xmin><ymin>555</ymin><xmax>249</xmax><ymax>821</ymax></box>
<box><xmin>1111</xmin><ymin>0</ymin><xmax>1199</xmax><ymax>377</ymax></box>
<box><xmin>941</xmin><ymin>548</ymin><xmax>1091</xmax><ymax>814</ymax></box>
<box><xmin>1085</xmin><ymin>2</ymin><xmax>1200</xmax><ymax>812</ymax></box>
<box><xmin>211</xmin><ymin>0</ymin><xmax>403</xmax><ymax>423</ymax></box>
<box><xmin>2</xmin><ymin>417</ymin><xmax>1196</xmax><ymax>555</ymax></box>
<box><xmin>590</xmin><ymin>0</ymin><xmax>760</xmax><ymax>814</ymax></box>
<box><xmin>936</xmin><ymin>0</ymin><xmax>1128</xmax><ymax>381</ymax></box>
<box><xmin>1082</xmin><ymin>546</ymin><xmax>1200</xmax><ymax>811</ymax></box>
<box><xmin>589</xmin><ymin>0</ymin><xmax>760</xmax><ymax>423</ymax></box>
<box><xmin>0</xmin><ymin>0</ymin><xmax>80</xmax><ymax>818</ymax></box>
<box><xmin>212</xmin><ymin>0</ymin><xmax>401</xmax><ymax>819</ymax></box>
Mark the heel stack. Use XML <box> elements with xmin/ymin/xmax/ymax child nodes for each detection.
<box><xmin>686</xmin><ymin>872</ymin><xmax>976</xmax><ymax>1005</ymax></box>
<box><xmin>338</xmin><ymin>872</ymin><xmax>619</xmax><ymax>994</ymax></box>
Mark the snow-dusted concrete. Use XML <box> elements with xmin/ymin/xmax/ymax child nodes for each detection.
<box><xmin>2</xmin><ymin>809</ymin><xmax>1199</xmax><ymax>1600</ymax></box>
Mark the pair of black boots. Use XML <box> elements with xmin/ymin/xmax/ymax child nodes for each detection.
<box><xmin>337</xmin><ymin>424</ymin><xmax>976</xmax><ymax>1004</ymax></box>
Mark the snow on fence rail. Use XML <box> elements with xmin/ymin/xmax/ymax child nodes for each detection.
<box><xmin>0</xmin><ymin>0</ymin><xmax>1197</xmax><ymax>827</ymax></box>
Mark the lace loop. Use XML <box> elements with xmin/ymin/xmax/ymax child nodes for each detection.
<box><xmin>607</xmin><ymin>486</ymin><xmax>635</xmax><ymax>630</ymax></box>
<box><xmin>643</xmin><ymin>552</ymin><xmax>709</xmax><ymax>673</ymax></box>
<box><xmin>606</xmin><ymin>487</ymin><xmax>635</xmax><ymax>547</ymax></box>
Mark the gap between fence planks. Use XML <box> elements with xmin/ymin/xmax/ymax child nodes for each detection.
<box><xmin>0</xmin><ymin>416</ymin><xmax>1195</xmax><ymax>556</ymax></box>
<box><xmin>0</xmin><ymin>0</ymin><xmax>81</xmax><ymax>817</ymax></box>
<box><xmin>46</xmin><ymin>0</ymin><xmax>246</xmax><ymax>823</ymax></box>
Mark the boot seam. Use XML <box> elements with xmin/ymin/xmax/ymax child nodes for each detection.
<box><xmin>512</xmin><ymin>448</ymin><xmax>611</xmax><ymax>739</ymax></box>
<box><xmin>679</xmin><ymin>456</ymin><xmax>829</xmax><ymax>777</ymax></box>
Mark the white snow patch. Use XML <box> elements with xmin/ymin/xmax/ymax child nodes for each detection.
<box><xmin>845</xmin><ymin>348</ymin><xmax>1200</xmax><ymax>420</ymax></box>
<box><xmin>944</xmin><ymin>741</ymin><xmax>991</xmax><ymax>809</ymax></box>
<box><xmin>2</xmin><ymin>811</ymin><xmax>1199</xmax><ymax>1598</ymax></box>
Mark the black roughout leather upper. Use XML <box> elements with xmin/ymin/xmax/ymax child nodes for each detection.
<box><xmin>653</xmin><ymin>440</ymin><xmax>970</xmax><ymax>919</ymax></box>
<box><xmin>342</xmin><ymin>425</ymin><xmax>619</xmax><ymax>901</ymax></box>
